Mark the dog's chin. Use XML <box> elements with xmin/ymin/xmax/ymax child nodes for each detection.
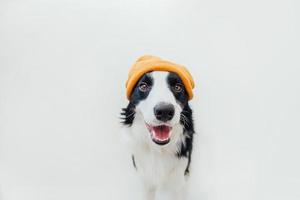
<box><xmin>146</xmin><ymin>123</ymin><xmax>172</xmax><ymax>146</ymax></box>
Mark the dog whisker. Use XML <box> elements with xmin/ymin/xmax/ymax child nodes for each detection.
<box><xmin>180</xmin><ymin>114</ymin><xmax>190</xmax><ymax>127</ymax></box>
<box><xmin>180</xmin><ymin>113</ymin><xmax>191</xmax><ymax>128</ymax></box>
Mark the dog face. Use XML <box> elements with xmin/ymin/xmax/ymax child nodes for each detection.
<box><xmin>122</xmin><ymin>71</ymin><xmax>192</xmax><ymax>147</ymax></box>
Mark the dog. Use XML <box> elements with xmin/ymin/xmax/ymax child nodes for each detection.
<box><xmin>121</xmin><ymin>70</ymin><xmax>195</xmax><ymax>200</ymax></box>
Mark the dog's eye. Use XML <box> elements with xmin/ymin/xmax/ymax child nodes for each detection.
<box><xmin>139</xmin><ymin>82</ymin><xmax>149</xmax><ymax>92</ymax></box>
<box><xmin>173</xmin><ymin>83</ymin><xmax>183</xmax><ymax>92</ymax></box>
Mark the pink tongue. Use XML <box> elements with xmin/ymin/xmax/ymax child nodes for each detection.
<box><xmin>152</xmin><ymin>126</ymin><xmax>171</xmax><ymax>140</ymax></box>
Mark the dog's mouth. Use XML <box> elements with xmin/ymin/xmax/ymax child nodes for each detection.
<box><xmin>146</xmin><ymin>124</ymin><xmax>172</xmax><ymax>145</ymax></box>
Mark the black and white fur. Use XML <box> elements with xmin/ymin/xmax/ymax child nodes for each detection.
<box><xmin>121</xmin><ymin>71</ymin><xmax>194</xmax><ymax>200</ymax></box>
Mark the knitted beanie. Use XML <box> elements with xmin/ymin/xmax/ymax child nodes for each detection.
<box><xmin>126</xmin><ymin>55</ymin><xmax>195</xmax><ymax>100</ymax></box>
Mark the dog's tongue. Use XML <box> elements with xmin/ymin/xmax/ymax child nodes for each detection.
<box><xmin>152</xmin><ymin>125</ymin><xmax>171</xmax><ymax>141</ymax></box>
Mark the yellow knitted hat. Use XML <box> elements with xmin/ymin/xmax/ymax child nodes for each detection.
<box><xmin>126</xmin><ymin>55</ymin><xmax>195</xmax><ymax>100</ymax></box>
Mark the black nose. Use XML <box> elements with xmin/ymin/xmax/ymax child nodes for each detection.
<box><xmin>154</xmin><ymin>102</ymin><xmax>175</xmax><ymax>122</ymax></box>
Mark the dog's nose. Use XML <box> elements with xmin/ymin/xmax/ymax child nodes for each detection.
<box><xmin>154</xmin><ymin>102</ymin><xmax>175</xmax><ymax>122</ymax></box>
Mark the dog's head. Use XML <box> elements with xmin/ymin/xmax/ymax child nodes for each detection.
<box><xmin>121</xmin><ymin>71</ymin><xmax>193</xmax><ymax>147</ymax></box>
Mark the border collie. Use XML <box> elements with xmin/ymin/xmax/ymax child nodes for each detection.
<box><xmin>121</xmin><ymin>71</ymin><xmax>194</xmax><ymax>200</ymax></box>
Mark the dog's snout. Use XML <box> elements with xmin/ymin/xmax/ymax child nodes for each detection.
<box><xmin>154</xmin><ymin>102</ymin><xmax>175</xmax><ymax>122</ymax></box>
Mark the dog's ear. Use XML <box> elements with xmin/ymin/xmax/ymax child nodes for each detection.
<box><xmin>178</xmin><ymin>103</ymin><xmax>194</xmax><ymax>176</ymax></box>
<box><xmin>120</xmin><ymin>103</ymin><xmax>135</xmax><ymax>126</ymax></box>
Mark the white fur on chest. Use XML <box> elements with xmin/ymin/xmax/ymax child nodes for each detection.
<box><xmin>133</xmin><ymin>143</ymin><xmax>188</xmax><ymax>188</ymax></box>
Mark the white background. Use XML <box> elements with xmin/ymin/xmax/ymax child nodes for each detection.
<box><xmin>0</xmin><ymin>0</ymin><xmax>300</xmax><ymax>199</ymax></box>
